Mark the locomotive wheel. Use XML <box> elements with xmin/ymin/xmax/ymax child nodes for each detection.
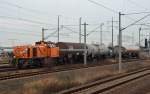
<box><xmin>32</xmin><ymin>59</ymin><xmax>43</xmax><ymax>67</ymax></box>
<box><xmin>17</xmin><ymin>59</ymin><xmax>25</xmax><ymax>69</ymax></box>
<box><xmin>17</xmin><ymin>63</ymin><xmax>23</xmax><ymax>69</ymax></box>
<box><xmin>37</xmin><ymin>60</ymin><xmax>43</xmax><ymax>67</ymax></box>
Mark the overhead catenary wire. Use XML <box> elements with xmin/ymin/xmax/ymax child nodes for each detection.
<box><xmin>88</xmin><ymin>0</ymin><xmax>150</xmax><ymax>16</ymax></box>
<box><xmin>0</xmin><ymin>0</ymin><xmax>51</xmax><ymax>18</ymax></box>
<box><xmin>1</xmin><ymin>30</ymin><xmax>41</xmax><ymax>37</ymax></box>
<box><xmin>87</xmin><ymin>25</ymin><xmax>100</xmax><ymax>36</ymax></box>
<box><xmin>44</xmin><ymin>30</ymin><xmax>58</xmax><ymax>40</ymax></box>
<box><xmin>1</xmin><ymin>29</ymin><xmax>68</xmax><ymax>38</ymax></box>
<box><xmin>0</xmin><ymin>5</ymin><xmax>50</xmax><ymax>20</ymax></box>
<box><xmin>62</xmin><ymin>25</ymin><xmax>80</xmax><ymax>34</ymax></box>
<box><xmin>88</xmin><ymin>0</ymin><xmax>118</xmax><ymax>14</ymax></box>
<box><xmin>0</xmin><ymin>0</ymin><xmax>86</xmax><ymax>27</ymax></box>
<box><xmin>44</xmin><ymin>26</ymin><xmax>66</xmax><ymax>40</ymax></box>
<box><xmin>124</xmin><ymin>12</ymin><xmax>150</xmax><ymax>15</ymax></box>
<box><xmin>0</xmin><ymin>24</ymin><xmax>57</xmax><ymax>36</ymax></box>
<box><xmin>0</xmin><ymin>1</ymin><xmax>59</xmax><ymax>28</ymax></box>
<box><xmin>122</xmin><ymin>13</ymin><xmax>150</xmax><ymax>31</ymax></box>
<box><xmin>88</xmin><ymin>0</ymin><xmax>150</xmax><ymax>28</ymax></box>
<box><xmin>126</xmin><ymin>0</ymin><xmax>150</xmax><ymax>29</ymax></box>
<box><xmin>63</xmin><ymin>24</ymin><xmax>109</xmax><ymax>37</ymax></box>
<box><xmin>0</xmin><ymin>20</ymin><xmax>49</xmax><ymax>28</ymax></box>
<box><xmin>0</xmin><ymin>15</ymin><xmax>54</xmax><ymax>26</ymax></box>
<box><xmin>0</xmin><ymin>27</ymin><xmax>41</xmax><ymax>35</ymax></box>
<box><xmin>127</xmin><ymin>0</ymin><xmax>149</xmax><ymax>11</ymax></box>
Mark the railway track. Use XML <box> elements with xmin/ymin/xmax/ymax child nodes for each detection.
<box><xmin>0</xmin><ymin>58</ymin><xmax>145</xmax><ymax>72</ymax></box>
<box><xmin>59</xmin><ymin>66</ymin><xmax>150</xmax><ymax>94</ymax></box>
<box><xmin>0</xmin><ymin>58</ymin><xmax>147</xmax><ymax>81</ymax></box>
<box><xmin>121</xmin><ymin>58</ymin><xmax>147</xmax><ymax>62</ymax></box>
<box><xmin>0</xmin><ymin>64</ymin><xmax>18</xmax><ymax>72</ymax></box>
<box><xmin>0</xmin><ymin>67</ymin><xmax>17</xmax><ymax>72</ymax></box>
<box><xmin>0</xmin><ymin>63</ymin><xmax>114</xmax><ymax>81</ymax></box>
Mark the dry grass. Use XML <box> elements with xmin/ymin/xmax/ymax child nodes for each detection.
<box><xmin>1</xmin><ymin>60</ymin><xmax>148</xmax><ymax>94</ymax></box>
<box><xmin>0</xmin><ymin>57</ymin><xmax>9</xmax><ymax>64</ymax></box>
<box><xmin>139</xmin><ymin>52</ymin><xmax>150</xmax><ymax>59</ymax></box>
<box><xmin>22</xmin><ymin>69</ymin><xmax>113</xmax><ymax>94</ymax></box>
<box><xmin>22</xmin><ymin>78</ymin><xmax>80</xmax><ymax>94</ymax></box>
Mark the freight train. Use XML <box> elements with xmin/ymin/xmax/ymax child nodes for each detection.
<box><xmin>11</xmin><ymin>41</ymin><xmax>110</xmax><ymax>68</ymax></box>
<box><xmin>11</xmin><ymin>40</ymin><xmax>140</xmax><ymax>68</ymax></box>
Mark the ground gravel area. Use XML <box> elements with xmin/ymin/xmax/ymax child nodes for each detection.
<box><xmin>0</xmin><ymin>60</ymin><xmax>149</xmax><ymax>94</ymax></box>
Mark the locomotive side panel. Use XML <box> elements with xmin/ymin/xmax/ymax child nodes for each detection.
<box><xmin>36</xmin><ymin>46</ymin><xmax>48</xmax><ymax>58</ymax></box>
<box><xmin>13</xmin><ymin>46</ymin><xmax>33</xmax><ymax>59</ymax></box>
<box><xmin>50</xmin><ymin>47</ymin><xmax>59</xmax><ymax>57</ymax></box>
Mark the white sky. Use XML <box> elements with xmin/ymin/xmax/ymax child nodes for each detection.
<box><xmin>0</xmin><ymin>0</ymin><xmax>150</xmax><ymax>47</ymax></box>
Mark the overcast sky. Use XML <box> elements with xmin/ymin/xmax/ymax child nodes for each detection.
<box><xmin>0</xmin><ymin>0</ymin><xmax>150</xmax><ymax>47</ymax></box>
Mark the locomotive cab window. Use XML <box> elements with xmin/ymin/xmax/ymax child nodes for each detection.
<box><xmin>33</xmin><ymin>48</ymin><xmax>37</xmax><ymax>57</ymax></box>
<box><xmin>27</xmin><ymin>48</ymin><xmax>30</xmax><ymax>57</ymax></box>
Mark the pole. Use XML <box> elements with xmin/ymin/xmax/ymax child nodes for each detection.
<box><xmin>79</xmin><ymin>17</ymin><xmax>82</xmax><ymax>43</ymax></box>
<box><xmin>42</xmin><ymin>28</ymin><xmax>44</xmax><ymax>41</ymax></box>
<box><xmin>58</xmin><ymin>16</ymin><xmax>60</xmax><ymax>42</ymax></box>
<box><xmin>139</xmin><ymin>27</ymin><xmax>141</xmax><ymax>48</ymax></box>
<box><xmin>112</xmin><ymin>17</ymin><xmax>114</xmax><ymax>54</ymax></box>
<box><xmin>119</xmin><ymin>12</ymin><xmax>122</xmax><ymax>73</ymax></box>
<box><xmin>149</xmin><ymin>33</ymin><xmax>150</xmax><ymax>56</ymax></box>
<box><xmin>100</xmin><ymin>23</ymin><xmax>104</xmax><ymax>46</ymax></box>
<box><xmin>100</xmin><ymin>24</ymin><xmax>102</xmax><ymax>46</ymax></box>
<box><xmin>132</xmin><ymin>32</ymin><xmax>134</xmax><ymax>47</ymax></box>
<box><xmin>83</xmin><ymin>22</ymin><xmax>88</xmax><ymax>65</ymax></box>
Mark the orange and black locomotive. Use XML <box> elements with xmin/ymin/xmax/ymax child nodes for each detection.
<box><xmin>12</xmin><ymin>41</ymin><xmax>59</xmax><ymax>68</ymax></box>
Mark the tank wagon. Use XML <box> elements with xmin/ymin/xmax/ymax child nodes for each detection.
<box><xmin>113</xmin><ymin>45</ymin><xmax>140</xmax><ymax>59</ymax></box>
<box><xmin>56</xmin><ymin>42</ymin><xmax>103</xmax><ymax>64</ymax></box>
<box><xmin>123</xmin><ymin>46</ymin><xmax>140</xmax><ymax>59</ymax></box>
<box><xmin>93</xmin><ymin>44</ymin><xmax>110</xmax><ymax>59</ymax></box>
